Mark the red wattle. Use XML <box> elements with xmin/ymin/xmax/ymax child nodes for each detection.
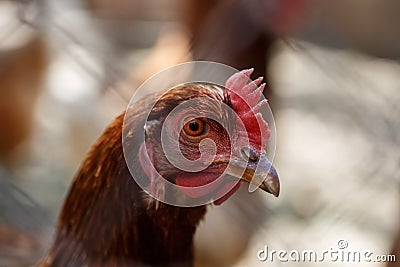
<box><xmin>175</xmin><ymin>173</ymin><xmax>225</xmax><ymax>198</ymax></box>
<box><xmin>213</xmin><ymin>182</ymin><xmax>241</xmax><ymax>205</ymax></box>
<box><xmin>175</xmin><ymin>173</ymin><xmax>241</xmax><ymax>204</ymax></box>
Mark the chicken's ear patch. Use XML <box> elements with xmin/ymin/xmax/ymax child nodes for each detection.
<box><xmin>138</xmin><ymin>142</ymin><xmax>165</xmax><ymax>208</ymax></box>
<box><xmin>224</xmin><ymin>69</ymin><xmax>270</xmax><ymax>150</ymax></box>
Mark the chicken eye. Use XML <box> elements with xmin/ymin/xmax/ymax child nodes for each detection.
<box><xmin>183</xmin><ymin>119</ymin><xmax>205</xmax><ymax>136</ymax></box>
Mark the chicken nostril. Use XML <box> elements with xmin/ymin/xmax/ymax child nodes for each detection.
<box><xmin>240</xmin><ymin>147</ymin><xmax>259</xmax><ymax>163</ymax></box>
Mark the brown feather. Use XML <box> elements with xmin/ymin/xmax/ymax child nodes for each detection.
<box><xmin>37</xmin><ymin>84</ymin><xmax>232</xmax><ymax>267</ymax></box>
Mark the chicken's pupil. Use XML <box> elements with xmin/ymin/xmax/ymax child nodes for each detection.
<box><xmin>189</xmin><ymin>121</ymin><xmax>199</xmax><ymax>132</ymax></box>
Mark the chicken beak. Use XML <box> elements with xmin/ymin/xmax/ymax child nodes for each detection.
<box><xmin>225</xmin><ymin>150</ymin><xmax>280</xmax><ymax>197</ymax></box>
<box><xmin>255</xmin><ymin>161</ymin><xmax>280</xmax><ymax>197</ymax></box>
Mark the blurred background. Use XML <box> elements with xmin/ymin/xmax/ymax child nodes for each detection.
<box><xmin>1</xmin><ymin>0</ymin><xmax>400</xmax><ymax>266</ymax></box>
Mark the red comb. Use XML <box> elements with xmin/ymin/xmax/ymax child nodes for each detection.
<box><xmin>225</xmin><ymin>69</ymin><xmax>270</xmax><ymax>150</ymax></box>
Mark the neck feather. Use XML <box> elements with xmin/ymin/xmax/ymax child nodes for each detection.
<box><xmin>40</xmin><ymin>113</ymin><xmax>206</xmax><ymax>267</ymax></box>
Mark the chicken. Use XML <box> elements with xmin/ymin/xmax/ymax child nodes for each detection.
<box><xmin>181</xmin><ymin>2</ymin><xmax>301</xmax><ymax>264</ymax></box>
<box><xmin>184</xmin><ymin>0</ymin><xmax>305</xmax><ymax>68</ymax></box>
<box><xmin>0</xmin><ymin>35</ymin><xmax>48</xmax><ymax>163</ymax></box>
<box><xmin>37</xmin><ymin>69</ymin><xmax>279</xmax><ymax>267</ymax></box>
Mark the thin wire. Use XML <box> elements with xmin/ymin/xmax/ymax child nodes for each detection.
<box><xmin>0</xmin><ymin>6</ymin><xmax>24</xmax><ymax>45</ymax></box>
<box><xmin>15</xmin><ymin>0</ymin><xmax>131</xmax><ymax>103</ymax></box>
